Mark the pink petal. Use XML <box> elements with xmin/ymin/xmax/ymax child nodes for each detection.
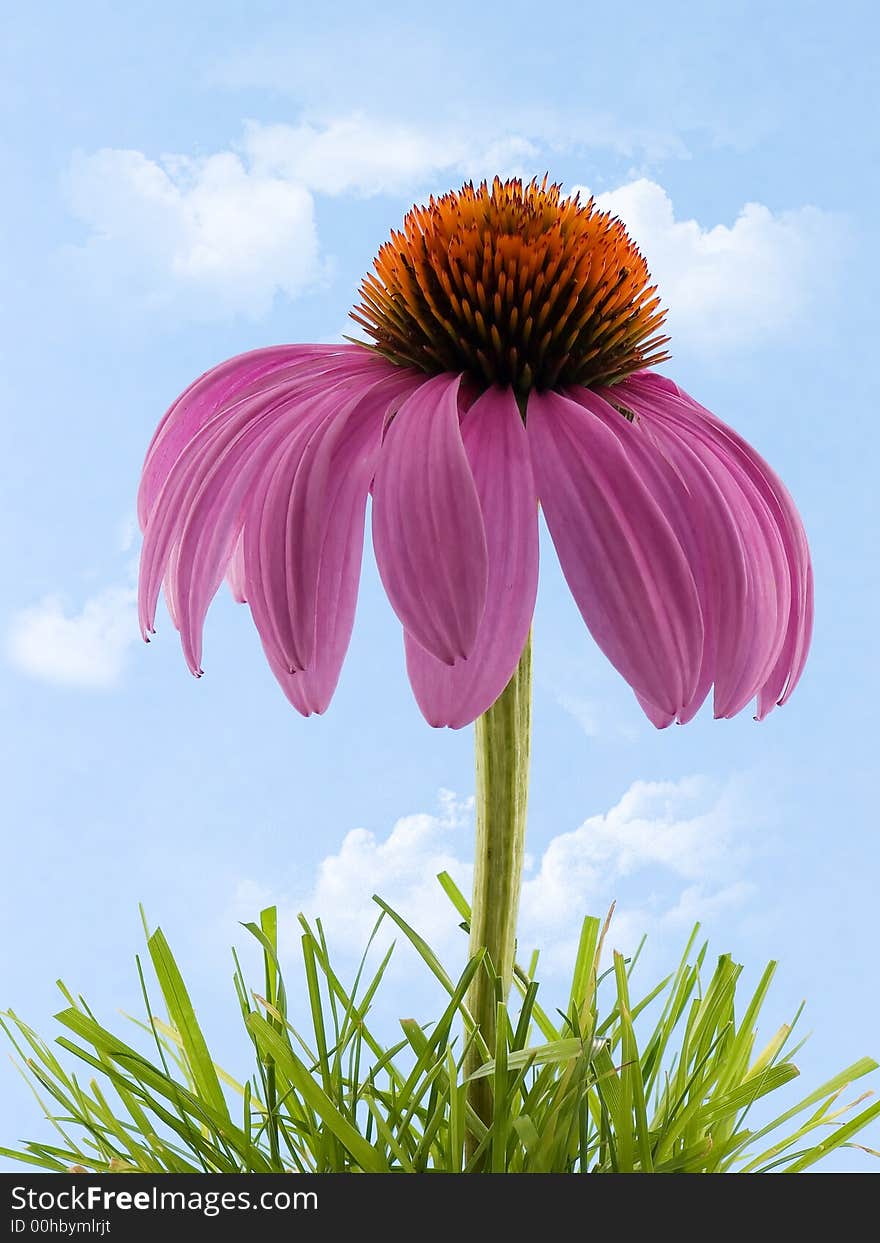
<box><xmin>527</xmin><ymin>388</ymin><xmax>704</xmax><ymax>716</ymax></box>
<box><xmin>757</xmin><ymin>563</ymin><xmax>813</xmax><ymax>717</ymax></box>
<box><xmin>139</xmin><ymin>378</ymin><xmax>307</xmax><ymax>646</ymax></box>
<box><xmin>171</xmin><ymin>397</ymin><xmax>332</xmax><ymax>675</ymax></box>
<box><xmin>141</xmin><ymin>346</ymin><xmax>348</xmax><ymax>525</ymax></box>
<box><xmin>404</xmin><ymin>386</ymin><xmax>539</xmax><ymax>727</ymax></box>
<box><xmin>596</xmin><ymin>385</ymin><xmax>788</xmax><ymax>722</ymax></box>
<box><xmin>138</xmin><ymin>345</ymin><xmax>396</xmax><ymax>527</ymax></box>
<box><xmin>139</xmin><ymin>353</ymin><xmax>371</xmax><ymax>639</ymax></box>
<box><xmin>255</xmin><ymin>465</ymin><xmax>363</xmax><ymax>716</ymax></box>
<box><xmin>139</xmin><ymin>345</ymin><xmax>412</xmax><ymax>677</ymax></box>
<box><xmin>283</xmin><ymin>373</ymin><xmax>422</xmax><ymax>670</ymax></box>
<box><xmin>238</xmin><ymin>371</ymin><xmax>406</xmax><ymax>676</ymax></box>
<box><xmin>620</xmin><ymin>372</ymin><xmax>812</xmax><ymax>719</ymax></box>
<box><xmin>635</xmin><ymin>693</ymin><xmax>676</xmax><ymax>729</ymax></box>
<box><xmin>237</xmin><ymin>403</ymin><xmax>333</xmax><ymax>674</ymax></box>
<box><xmin>264</xmin><ymin>372</ymin><xmax>422</xmax><ymax>707</ymax></box>
<box><xmin>258</xmin><ymin>436</ymin><xmax>376</xmax><ymax>716</ymax></box>
<box><xmin>372</xmin><ymin>374</ymin><xmax>489</xmax><ymax>664</ymax></box>
<box><xmin>568</xmin><ymin>387</ymin><xmax>717</xmax><ymax>725</ymax></box>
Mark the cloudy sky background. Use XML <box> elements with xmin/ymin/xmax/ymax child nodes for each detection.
<box><xmin>1</xmin><ymin>2</ymin><xmax>878</xmax><ymax>1167</ymax></box>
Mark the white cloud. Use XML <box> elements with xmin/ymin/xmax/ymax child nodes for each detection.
<box><xmin>243</xmin><ymin>117</ymin><xmax>539</xmax><ymax>197</ymax></box>
<box><xmin>116</xmin><ymin>512</ymin><xmax>138</xmax><ymax>554</ymax></box>
<box><xmin>228</xmin><ymin>790</ymin><xmax>475</xmax><ymax>960</ymax></box>
<box><xmin>7</xmin><ymin>584</ymin><xmax>138</xmax><ymax>689</ymax></box>
<box><xmin>554</xmin><ymin>692</ymin><xmax>603</xmax><ymax>738</ymax></box>
<box><xmin>518</xmin><ymin>777</ymin><xmax>746</xmax><ymax>932</ymax></box>
<box><xmin>209</xmin><ymin>29</ymin><xmax>690</xmax><ymax>163</ymax></box>
<box><xmin>549</xmin><ymin>688</ymin><xmax>640</xmax><ymax>743</ymax></box>
<box><xmin>64</xmin><ymin>116</ymin><xmax>544</xmax><ymax>321</ymax></box>
<box><xmin>662</xmin><ymin>881</ymin><xmax>755</xmax><ymax>929</ymax></box>
<box><xmin>569</xmin><ymin>178</ymin><xmax>841</xmax><ymax>351</ymax></box>
<box><xmin>230</xmin><ymin>776</ymin><xmax>755</xmax><ymax>980</ymax></box>
<box><xmin>65</xmin><ymin>146</ymin><xmax>322</xmax><ymax>320</ymax></box>
<box><xmin>243</xmin><ymin>117</ymin><xmax>436</xmax><ymax>196</ymax></box>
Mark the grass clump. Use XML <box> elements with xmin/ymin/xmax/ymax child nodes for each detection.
<box><xmin>3</xmin><ymin>879</ymin><xmax>878</xmax><ymax>1174</ymax></box>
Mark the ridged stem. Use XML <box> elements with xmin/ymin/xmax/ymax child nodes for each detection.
<box><xmin>465</xmin><ymin>633</ymin><xmax>531</xmax><ymax>1153</ymax></box>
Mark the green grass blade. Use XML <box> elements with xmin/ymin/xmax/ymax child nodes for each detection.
<box><xmin>147</xmin><ymin>929</ymin><xmax>230</xmax><ymax>1124</ymax></box>
<box><xmin>246</xmin><ymin>1012</ymin><xmax>389</xmax><ymax>1172</ymax></box>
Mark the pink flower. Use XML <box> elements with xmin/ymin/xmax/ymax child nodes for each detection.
<box><xmin>138</xmin><ymin>179</ymin><xmax>812</xmax><ymax>728</ymax></box>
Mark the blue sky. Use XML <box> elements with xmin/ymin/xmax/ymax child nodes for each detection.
<box><xmin>1</xmin><ymin>1</ymin><xmax>878</xmax><ymax>1169</ymax></box>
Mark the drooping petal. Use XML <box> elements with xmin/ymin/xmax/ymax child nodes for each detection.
<box><xmin>258</xmin><ymin>420</ymin><xmax>382</xmax><ymax>715</ymax></box>
<box><xmin>283</xmin><ymin>372</ymin><xmax>423</xmax><ymax>671</ymax></box>
<box><xmin>619</xmin><ymin>372</ymin><xmax>811</xmax><ymax>720</ymax></box>
<box><xmin>170</xmin><ymin>395</ymin><xmax>332</xmax><ymax>675</ymax></box>
<box><xmin>285</xmin><ymin>442</ymin><xmax>377</xmax><ymax>713</ymax></box>
<box><xmin>404</xmin><ymin>386</ymin><xmax>539</xmax><ymax>727</ymax></box>
<box><xmin>757</xmin><ymin>562</ymin><xmax>813</xmax><ymax>718</ymax></box>
<box><xmin>686</xmin><ymin>406</ymin><xmax>812</xmax><ymax>715</ymax></box>
<box><xmin>138</xmin><ymin>345</ymin><xmax>380</xmax><ymax>527</ymax></box>
<box><xmin>635</xmin><ymin>693</ymin><xmax>676</xmax><ymax>729</ymax></box>
<box><xmin>139</xmin><ymin>352</ymin><xmax>384</xmax><ymax>643</ymax></box>
<box><xmin>668</xmin><ymin>433</ymin><xmax>785</xmax><ymax>720</ymax></box>
<box><xmin>567</xmin><ymin>386</ymin><xmax>717</xmax><ymax>725</ymax></box>
<box><xmin>139</xmin><ymin>378</ymin><xmax>309</xmax><ymax>646</ymax></box>
<box><xmin>372</xmin><ymin>374</ymin><xmax>489</xmax><ymax>664</ymax></box>
<box><xmin>527</xmin><ymin>388</ymin><xmax>704</xmax><ymax>716</ymax></box>
<box><xmin>213</xmin><ymin>406</ymin><xmax>328</xmax><ymax>674</ymax></box>
<box><xmin>238</xmin><ymin>373</ymin><xmax>414</xmax><ymax>678</ymax></box>
<box><xmin>588</xmin><ymin>385</ymin><xmax>789</xmax><ymax>722</ymax></box>
<box><xmin>250</xmin><ymin>372</ymin><xmax>422</xmax><ymax>709</ymax></box>
<box><xmin>139</xmin><ymin>350</ymin><xmax>410</xmax><ymax>682</ymax></box>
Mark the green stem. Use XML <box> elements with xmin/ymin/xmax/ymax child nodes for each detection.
<box><xmin>465</xmin><ymin>632</ymin><xmax>532</xmax><ymax>1150</ymax></box>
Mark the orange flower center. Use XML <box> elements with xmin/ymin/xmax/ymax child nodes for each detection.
<box><xmin>351</xmin><ymin>176</ymin><xmax>670</xmax><ymax>393</ymax></box>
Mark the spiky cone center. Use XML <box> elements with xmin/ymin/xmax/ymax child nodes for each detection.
<box><xmin>352</xmin><ymin>176</ymin><xmax>671</xmax><ymax>394</ymax></box>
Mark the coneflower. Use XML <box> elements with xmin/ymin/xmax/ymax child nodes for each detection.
<box><xmin>139</xmin><ymin>178</ymin><xmax>810</xmax><ymax>728</ymax></box>
<box><xmin>138</xmin><ymin>177</ymin><xmax>813</xmax><ymax>1138</ymax></box>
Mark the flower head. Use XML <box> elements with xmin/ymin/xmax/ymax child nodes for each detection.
<box><xmin>352</xmin><ymin>177</ymin><xmax>669</xmax><ymax>391</ymax></box>
<box><xmin>138</xmin><ymin>177</ymin><xmax>812</xmax><ymax>728</ymax></box>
